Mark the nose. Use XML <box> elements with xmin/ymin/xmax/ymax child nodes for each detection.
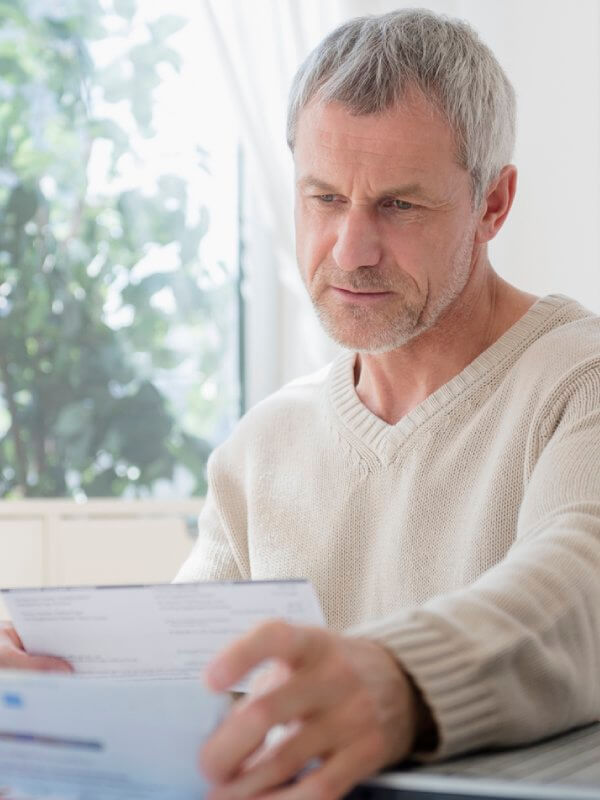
<box><xmin>332</xmin><ymin>206</ymin><xmax>382</xmax><ymax>271</ymax></box>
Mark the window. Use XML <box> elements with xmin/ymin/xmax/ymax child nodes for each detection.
<box><xmin>0</xmin><ymin>0</ymin><xmax>241</xmax><ymax>499</ymax></box>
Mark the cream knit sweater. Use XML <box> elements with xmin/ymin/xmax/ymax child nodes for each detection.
<box><xmin>175</xmin><ymin>294</ymin><xmax>600</xmax><ymax>760</ymax></box>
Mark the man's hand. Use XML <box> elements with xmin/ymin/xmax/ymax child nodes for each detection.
<box><xmin>0</xmin><ymin>624</ymin><xmax>72</xmax><ymax>673</ymax></box>
<box><xmin>200</xmin><ymin>620</ymin><xmax>425</xmax><ymax>800</ymax></box>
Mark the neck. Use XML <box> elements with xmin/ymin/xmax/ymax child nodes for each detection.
<box><xmin>354</xmin><ymin>265</ymin><xmax>537</xmax><ymax>425</ymax></box>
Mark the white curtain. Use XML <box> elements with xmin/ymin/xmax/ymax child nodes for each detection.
<box><xmin>200</xmin><ymin>0</ymin><xmax>341</xmax><ymax>408</ymax></box>
<box><xmin>202</xmin><ymin>0</ymin><xmax>600</xmax><ymax>406</ymax></box>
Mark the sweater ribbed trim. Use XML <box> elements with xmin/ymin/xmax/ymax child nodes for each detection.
<box><xmin>328</xmin><ymin>294</ymin><xmax>577</xmax><ymax>464</ymax></box>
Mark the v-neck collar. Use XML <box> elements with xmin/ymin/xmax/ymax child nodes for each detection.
<box><xmin>327</xmin><ymin>294</ymin><xmax>577</xmax><ymax>465</ymax></box>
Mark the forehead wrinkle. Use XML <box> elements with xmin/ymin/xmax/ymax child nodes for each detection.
<box><xmin>316</xmin><ymin>130</ymin><xmax>428</xmax><ymax>158</ymax></box>
<box><xmin>316</xmin><ymin>142</ymin><xmax>409</xmax><ymax>162</ymax></box>
<box><xmin>306</xmin><ymin>142</ymin><xmax>433</xmax><ymax>180</ymax></box>
<box><xmin>312</xmin><ymin>142</ymin><xmax>432</xmax><ymax>180</ymax></box>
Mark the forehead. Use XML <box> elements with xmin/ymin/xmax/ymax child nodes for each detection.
<box><xmin>294</xmin><ymin>97</ymin><xmax>463</xmax><ymax>193</ymax></box>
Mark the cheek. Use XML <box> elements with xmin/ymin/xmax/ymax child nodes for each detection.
<box><xmin>392</xmin><ymin>216</ymin><xmax>460</xmax><ymax>266</ymax></box>
<box><xmin>384</xmin><ymin>221</ymin><xmax>432</xmax><ymax>278</ymax></box>
<box><xmin>295</xmin><ymin>209</ymin><xmax>334</xmax><ymax>280</ymax></box>
<box><xmin>434</xmin><ymin>215</ymin><xmax>477</xmax><ymax>271</ymax></box>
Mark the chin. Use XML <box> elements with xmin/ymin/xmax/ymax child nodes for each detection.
<box><xmin>313</xmin><ymin>297</ymin><xmax>427</xmax><ymax>354</ymax></box>
<box><xmin>321</xmin><ymin>321</ymin><xmax>421</xmax><ymax>354</ymax></box>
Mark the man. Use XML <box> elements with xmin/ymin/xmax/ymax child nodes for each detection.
<box><xmin>1</xmin><ymin>9</ymin><xmax>600</xmax><ymax>800</ymax></box>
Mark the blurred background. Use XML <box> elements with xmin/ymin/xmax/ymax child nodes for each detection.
<box><xmin>0</xmin><ymin>0</ymin><xmax>599</xmax><ymax>595</ymax></box>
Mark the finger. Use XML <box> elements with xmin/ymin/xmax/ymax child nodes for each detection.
<box><xmin>204</xmin><ymin>621</ymin><xmax>324</xmax><ymax>692</ymax></box>
<box><xmin>200</xmin><ymin>688</ymin><xmax>289</xmax><ymax>782</ymax></box>
<box><xmin>248</xmin><ymin>661</ymin><xmax>291</xmax><ymax>696</ymax></box>
<box><xmin>22</xmin><ymin>653</ymin><xmax>74</xmax><ymax>673</ymax></box>
<box><xmin>256</xmin><ymin>736</ymin><xmax>385</xmax><ymax>800</ymax></box>
<box><xmin>204</xmin><ymin>680</ymin><xmax>377</xmax><ymax>791</ymax></box>
<box><xmin>251</xmin><ymin>663</ymin><xmax>350</xmax><ymax>721</ymax></box>
<box><xmin>207</xmin><ymin>717</ymin><xmax>327</xmax><ymax>799</ymax></box>
<box><xmin>0</xmin><ymin>645</ymin><xmax>73</xmax><ymax>674</ymax></box>
<box><xmin>1</xmin><ymin>625</ymin><xmax>73</xmax><ymax>673</ymax></box>
<box><xmin>201</xmin><ymin>649</ymin><xmax>357</xmax><ymax>784</ymax></box>
<box><xmin>2</xmin><ymin>626</ymin><xmax>24</xmax><ymax>650</ymax></box>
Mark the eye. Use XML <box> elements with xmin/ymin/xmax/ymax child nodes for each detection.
<box><xmin>384</xmin><ymin>198</ymin><xmax>413</xmax><ymax>211</ymax></box>
<box><xmin>317</xmin><ymin>194</ymin><xmax>336</xmax><ymax>203</ymax></box>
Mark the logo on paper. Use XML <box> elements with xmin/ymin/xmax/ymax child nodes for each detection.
<box><xmin>2</xmin><ymin>693</ymin><xmax>23</xmax><ymax>708</ymax></box>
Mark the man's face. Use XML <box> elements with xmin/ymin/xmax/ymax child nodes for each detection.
<box><xmin>293</xmin><ymin>94</ymin><xmax>481</xmax><ymax>353</ymax></box>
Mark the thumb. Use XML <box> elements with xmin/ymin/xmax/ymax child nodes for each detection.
<box><xmin>26</xmin><ymin>654</ymin><xmax>74</xmax><ymax>673</ymax></box>
<box><xmin>5</xmin><ymin>647</ymin><xmax>73</xmax><ymax>674</ymax></box>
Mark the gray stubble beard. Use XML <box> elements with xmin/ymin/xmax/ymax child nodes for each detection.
<box><xmin>308</xmin><ymin>226</ymin><xmax>476</xmax><ymax>354</ymax></box>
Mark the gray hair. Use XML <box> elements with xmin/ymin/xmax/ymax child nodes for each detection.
<box><xmin>286</xmin><ymin>9</ymin><xmax>516</xmax><ymax>206</ymax></box>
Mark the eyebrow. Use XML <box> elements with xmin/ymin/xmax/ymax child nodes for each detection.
<box><xmin>296</xmin><ymin>175</ymin><xmax>434</xmax><ymax>202</ymax></box>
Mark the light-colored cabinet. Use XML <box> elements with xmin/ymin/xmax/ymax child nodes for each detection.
<box><xmin>0</xmin><ymin>500</ymin><xmax>202</xmax><ymax>619</ymax></box>
<box><xmin>0</xmin><ymin>520</ymin><xmax>45</xmax><ymax>589</ymax></box>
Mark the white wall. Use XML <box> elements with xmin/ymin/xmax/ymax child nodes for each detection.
<box><xmin>461</xmin><ymin>0</ymin><xmax>600</xmax><ymax>306</ymax></box>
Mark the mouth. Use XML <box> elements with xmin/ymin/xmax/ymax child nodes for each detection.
<box><xmin>331</xmin><ymin>286</ymin><xmax>392</xmax><ymax>302</ymax></box>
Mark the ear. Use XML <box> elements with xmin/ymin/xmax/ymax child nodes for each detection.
<box><xmin>474</xmin><ymin>165</ymin><xmax>517</xmax><ymax>244</ymax></box>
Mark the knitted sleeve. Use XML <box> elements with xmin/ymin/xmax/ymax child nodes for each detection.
<box><xmin>348</xmin><ymin>367</ymin><xmax>600</xmax><ymax>760</ymax></box>
<box><xmin>172</xmin><ymin>448</ymin><xmax>245</xmax><ymax>583</ymax></box>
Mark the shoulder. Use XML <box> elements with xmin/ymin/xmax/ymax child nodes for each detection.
<box><xmin>524</xmin><ymin>296</ymin><xmax>600</xmax><ymax>362</ymax></box>
<box><xmin>514</xmin><ymin>296</ymin><xmax>600</xmax><ymax>389</ymax></box>
<box><xmin>512</xmin><ymin>297</ymin><xmax>600</xmax><ymax>427</ymax></box>
<box><xmin>211</xmin><ymin>360</ymin><xmax>337</xmax><ymax>469</ymax></box>
<box><xmin>243</xmin><ymin>361</ymin><xmax>334</xmax><ymax>430</ymax></box>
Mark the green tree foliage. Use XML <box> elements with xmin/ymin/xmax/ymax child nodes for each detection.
<box><xmin>0</xmin><ymin>0</ymin><xmax>235</xmax><ymax>498</ymax></box>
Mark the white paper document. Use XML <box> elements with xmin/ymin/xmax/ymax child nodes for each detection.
<box><xmin>2</xmin><ymin>581</ymin><xmax>325</xmax><ymax>683</ymax></box>
<box><xmin>0</xmin><ymin>670</ymin><xmax>229</xmax><ymax>799</ymax></box>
